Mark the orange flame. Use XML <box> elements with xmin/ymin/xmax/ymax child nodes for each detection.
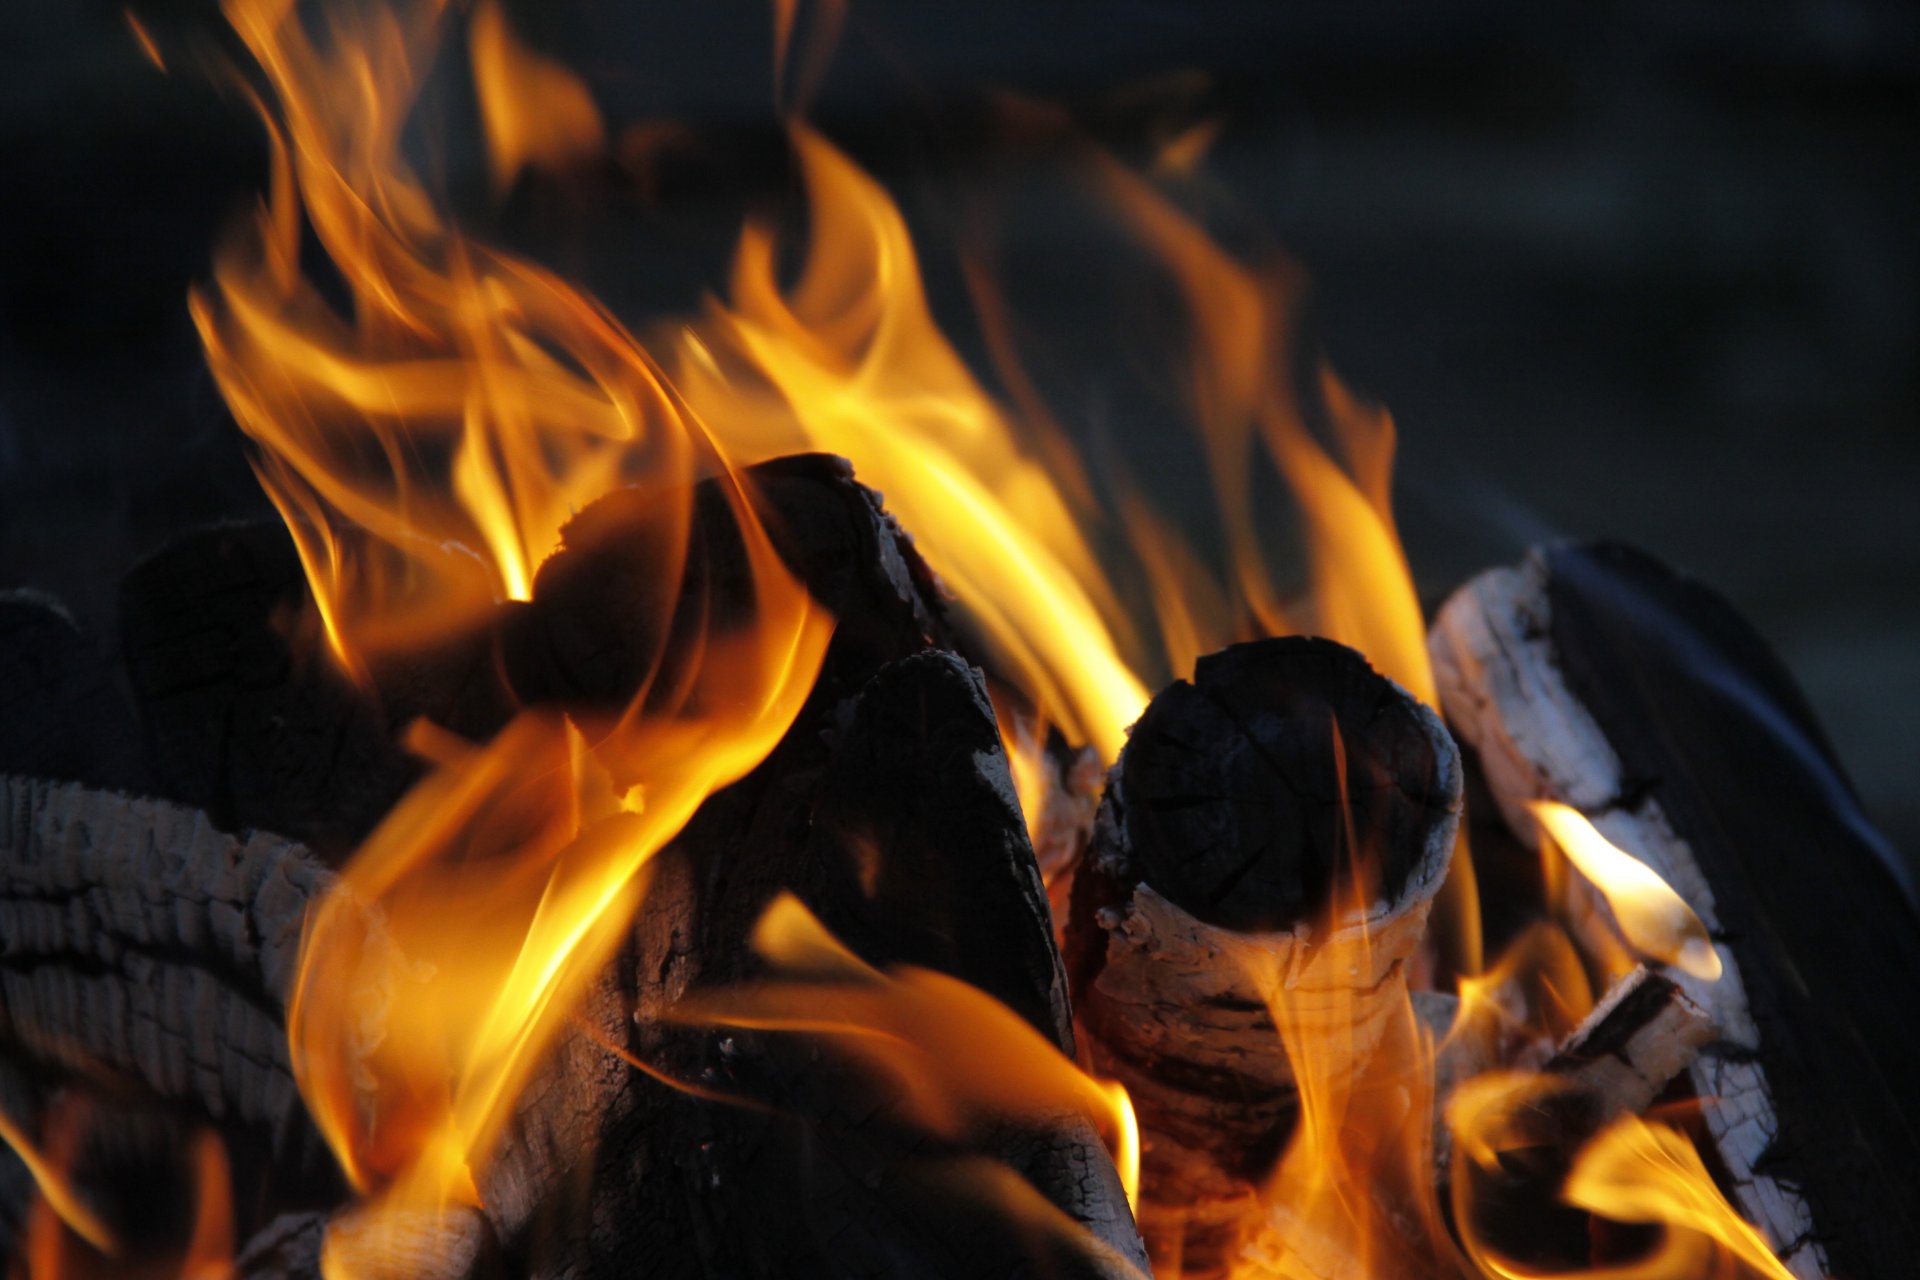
<box><xmin>1526</xmin><ymin>802</ymin><xmax>1721</xmax><ymax>982</ymax></box>
<box><xmin>195</xmin><ymin>0</ymin><xmax>690</xmax><ymax>676</ymax></box>
<box><xmin>201</xmin><ymin>0</ymin><xmax>830</xmax><ymax>1262</ymax></box>
<box><xmin>1226</xmin><ymin>722</ymin><xmax>1460</xmax><ymax>1280</ymax></box>
<box><xmin>470</xmin><ymin>0</ymin><xmax>605</xmax><ymax>195</ymax></box>
<box><xmin>678</xmin><ymin>893</ymin><xmax>1140</xmax><ymax>1210</ymax></box>
<box><xmin>0</xmin><ymin>1102</ymin><xmax>115</xmax><ymax>1262</ymax></box>
<box><xmin>680</xmin><ymin>125</ymin><xmax>1151</xmax><ymax>760</ymax></box>
<box><xmin>1447</xmin><ymin>1074</ymin><xmax>1797</xmax><ymax>1280</ymax></box>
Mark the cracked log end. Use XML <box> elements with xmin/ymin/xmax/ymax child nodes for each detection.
<box><xmin>1067</xmin><ymin>635</ymin><xmax>1463</xmax><ymax>1275</ymax></box>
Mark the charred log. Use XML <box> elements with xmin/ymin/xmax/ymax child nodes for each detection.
<box><xmin>116</xmin><ymin>523</ymin><xmax>431</xmax><ymax>861</ymax></box>
<box><xmin>1066</xmin><ymin>636</ymin><xmax>1462</xmax><ymax>1275</ymax></box>
<box><xmin>495</xmin><ymin>645</ymin><xmax>1145</xmax><ymax>1279</ymax></box>
<box><xmin>0</xmin><ymin>777</ymin><xmax>355</xmax><ymax>1255</ymax></box>
<box><xmin>1431</xmin><ymin>540</ymin><xmax>1920</xmax><ymax>1280</ymax></box>
<box><xmin>502</xmin><ymin>452</ymin><xmax>954</xmax><ymax>724</ymax></box>
<box><xmin>12</xmin><ymin>457</ymin><xmax>1146</xmax><ymax>1277</ymax></box>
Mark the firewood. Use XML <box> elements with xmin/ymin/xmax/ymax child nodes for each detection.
<box><xmin>1065</xmin><ymin>636</ymin><xmax>1463</xmax><ymax>1275</ymax></box>
<box><xmin>501</xmin><ymin>452</ymin><xmax>955</xmax><ymax>723</ymax></box>
<box><xmin>1431</xmin><ymin>540</ymin><xmax>1920</xmax><ymax>1280</ymax></box>
<box><xmin>115</xmin><ymin>523</ymin><xmax>434</xmax><ymax>860</ymax></box>
<box><xmin>490</xmin><ymin>645</ymin><xmax>1146</xmax><ymax>1279</ymax></box>
<box><xmin>1543</xmin><ymin>965</ymin><xmax>1712</xmax><ymax>1117</ymax></box>
<box><xmin>9</xmin><ymin>458</ymin><xmax>1145</xmax><ymax>1277</ymax></box>
<box><xmin>0</xmin><ymin>776</ymin><xmax>361</xmax><ymax>1255</ymax></box>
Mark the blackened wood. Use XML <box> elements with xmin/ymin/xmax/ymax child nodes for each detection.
<box><xmin>477</xmin><ymin>462</ymin><xmax>1139</xmax><ymax>1275</ymax></box>
<box><xmin>1431</xmin><ymin>540</ymin><xmax>1920</xmax><ymax>1280</ymax></box>
<box><xmin>0</xmin><ymin>591</ymin><xmax>145</xmax><ymax>792</ymax></box>
<box><xmin>1066</xmin><ymin>636</ymin><xmax>1462</xmax><ymax>1276</ymax></box>
<box><xmin>0</xmin><ymin>777</ymin><xmax>352</xmax><ymax>1247</ymax></box>
<box><xmin>115</xmin><ymin>523</ymin><xmax>423</xmax><ymax>861</ymax></box>
<box><xmin>1546</xmin><ymin>541</ymin><xmax>1920</xmax><ymax>1277</ymax></box>
<box><xmin>502</xmin><ymin>452</ymin><xmax>953</xmax><ymax>724</ymax></box>
<box><xmin>1111</xmin><ymin>636</ymin><xmax>1454</xmax><ymax>932</ymax></box>
<box><xmin>496</xmin><ymin>649</ymin><xmax>1145</xmax><ymax>1279</ymax></box>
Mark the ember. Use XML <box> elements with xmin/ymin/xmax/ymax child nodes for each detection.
<box><xmin>2</xmin><ymin>3</ymin><xmax>1914</xmax><ymax>1279</ymax></box>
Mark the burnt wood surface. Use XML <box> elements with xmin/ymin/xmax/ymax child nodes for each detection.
<box><xmin>1105</xmin><ymin>637</ymin><xmax>1450</xmax><ymax>932</ymax></box>
<box><xmin>1066</xmin><ymin>635</ymin><xmax>1462</xmax><ymax>1276</ymax></box>
<box><xmin>0</xmin><ymin>778</ymin><xmax>351</xmax><ymax>1260</ymax></box>
<box><xmin>496</xmin><ymin>637</ymin><xmax>1143</xmax><ymax>1276</ymax></box>
<box><xmin>1432</xmin><ymin>540</ymin><xmax>1920</xmax><ymax>1280</ymax></box>
<box><xmin>5</xmin><ymin>455</ymin><xmax>1148</xmax><ymax>1277</ymax></box>
<box><xmin>115</xmin><ymin>523</ymin><xmax>430</xmax><ymax>861</ymax></box>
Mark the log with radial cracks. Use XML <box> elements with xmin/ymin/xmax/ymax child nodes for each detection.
<box><xmin>1430</xmin><ymin>540</ymin><xmax>1920</xmax><ymax>1280</ymax></box>
<box><xmin>1064</xmin><ymin>636</ymin><xmax>1463</xmax><ymax>1276</ymax></box>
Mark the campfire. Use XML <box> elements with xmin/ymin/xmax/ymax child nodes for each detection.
<box><xmin>3</xmin><ymin>3</ymin><xmax>1914</xmax><ymax>1278</ymax></box>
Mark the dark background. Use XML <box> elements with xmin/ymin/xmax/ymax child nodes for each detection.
<box><xmin>2</xmin><ymin>2</ymin><xmax>1915</xmax><ymax>854</ymax></box>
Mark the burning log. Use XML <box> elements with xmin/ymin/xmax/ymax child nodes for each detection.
<box><xmin>481</xmin><ymin>463</ymin><xmax>1143</xmax><ymax>1275</ymax></box>
<box><xmin>116</xmin><ymin>524</ymin><xmax>443</xmax><ymax>860</ymax></box>
<box><xmin>1065</xmin><ymin>636</ymin><xmax>1463</xmax><ymax>1274</ymax></box>
<box><xmin>1543</xmin><ymin>965</ymin><xmax>1713</xmax><ymax>1118</ymax></box>
<box><xmin>3</xmin><ymin>457</ymin><xmax>1146</xmax><ymax>1277</ymax></box>
<box><xmin>1431</xmin><ymin>540</ymin><xmax>1920</xmax><ymax>1280</ymax></box>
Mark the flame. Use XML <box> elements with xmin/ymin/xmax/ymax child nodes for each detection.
<box><xmin>201</xmin><ymin>0</ymin><xmax>830</xmax><ymax>1262</ymax></box>
<box><xmin>0</xmin><ymin>1101</ymin><xmax>115</xmax><ymax>1260</ymax></box>
<box><xmin>194</xmin><ymin>0</ymin><xmax>680</xmax><ymax>676</ymax></box>
<box><xmin>680</xmin><ymin>125</ymin><xmax>1151</xmax><ymax>760</ymax></box>
<box><xmin>1525</xmin><ymin>802</ymin><xmax>1721</xmax><ymax>982</ymax></box>
<box><xmin>470</xmin><ymin>0</ymin><xmax>605</xmax><ymax>195</ymax></box>
<box><xmin>123</xmin><ymin>10</ymin><xmax>165</xmax><ymax>73</ymax></box>
<box><xmin>1559</xmin><ymin>1115</ymin><xmax>1797</xmax><ymax>1280</ymax></box>
<box><xmin>1447</xmin><ymin>1074</ymin><xmax>1797</xmax><ymax>1280</ymax></box>
<box><xmin>1228</xmin><ymin>721</ymin><xmax>1459</xmax><ymax>1280</ymax></box>
<box><xmin>1453</xmin><ymin>921</ymin><xmax>1597</xmax><ymax>1055</ymax></box>
<box><xmin>679</xmin><ymin>893</ymin><xmax>1141</xmax><ymax>1210</ymax></box>
<box><xmin>177</xmin><ymin>1133</ymin><xmax>234</xmax><ymax>1280</ymax></box>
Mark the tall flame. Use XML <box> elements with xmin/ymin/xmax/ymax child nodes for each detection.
<box><xmin>197</xmin><ymin>0</ymin><xmax>830</xmax><ymax>1260</ymax></box>
<box><xmin>678</xmin><ymin>126</ymin><xmax>1151</xmax><ymax>760</ymax></box>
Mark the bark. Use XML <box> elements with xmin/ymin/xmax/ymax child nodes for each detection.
<box><xmin>1065</xmin><ymin>636</ymin><xmax>1463</xmax><ymax>1276</ymax></box>
<box><xmin>1431</xmin><ymin>540</ymin><xmax>1920</xmax><ymax>1280</ymax></box>
<box><xmin>1543</xmin><ymin>966</ymin><xmax>1713</xmax><ymax>1117</ymax></box>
